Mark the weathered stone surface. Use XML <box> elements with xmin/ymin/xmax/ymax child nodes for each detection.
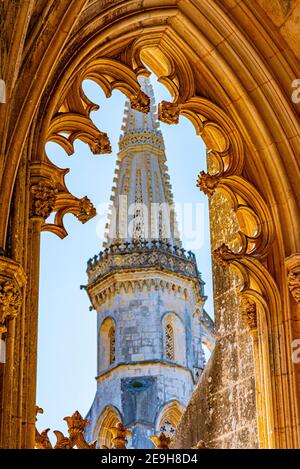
<box><xmin>173</xmin><ymin>191</ymin><xmax>258</xmax><ymax>448</ymax></box>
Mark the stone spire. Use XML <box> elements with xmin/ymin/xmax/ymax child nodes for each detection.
<box><xmin>104</xmin><ymin>76</ymin><xmax>181</xmax><ymax>247</ymax></box>
<box><xmin>84</xmin><ymin>76</ymin><xmax>214</xmax><ymax>450</ymax></box>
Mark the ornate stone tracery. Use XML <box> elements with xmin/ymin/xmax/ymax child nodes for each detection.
<box><xmin>0</xmin><ymin>0</ymin><xmax>299</xmax><ymax>451</ymax></box>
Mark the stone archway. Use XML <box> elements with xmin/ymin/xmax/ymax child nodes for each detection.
<box><xmin>0</xmin><ymin>1</ymin><xmax>299</xmax><ymax>449</ymax></box>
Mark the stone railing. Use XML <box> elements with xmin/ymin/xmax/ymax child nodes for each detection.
<box><xmin>86</xmin><ymin>240</ymin><xmax>204</xmax><ymax>291</ymax></box>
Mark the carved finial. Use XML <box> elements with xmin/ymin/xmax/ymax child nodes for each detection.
<box><xmin>288</xmin><ymin>270</ymin><xmax>300</xmax><ymax>303</ymax></box>
<box><xmin>150</xmin><ymin>431</ymin><xmax>171</xmax><ymax>449</ymax></box>
<box><xmin>241</xmin><ymin>297</ymin><xmax>257</xmax><ymax>331</ymax></box>
<box><xmin>36</xmin><ymin>406</ymin><xmax>44</xmax><ymax>421</ymax></box>
<box><xmin>0</xmin><ymin>279</ymin><xmax>22</xmax><ymax>333</ymax></box>
<box><xmin>90</xmin><ymin>131</ymin><xmax>112</xmax><ymax>154</ymax></box>
<box><xmin>30</xmin><ymin>180</ymin><xmax>58</xmax><ymax>219</ymax></box>
<box><xmin>130</xmin><ymin>90</ymin><xmax>150</xmax><ymax>113</ymax></box>
<box><xmin>35</xmin><ymin>428</ymin><xmax>53</xmax><ymax>449</ymax></box>
<box><xmin>109</xmin><ymin>422</ymin><xmax>132</xmax><ymax>449</ymax></box>
<box><xmin>77</xmin><ymin>196</ymin><xmax>97</xmax><ymax>223</ymax></box>
<box><xmin>53</xmin><ymin>430</ymin><xmax>72</xmax><ymax>449</ymax></box>
<box><xmin>64</xmin><ymin>410</ymin><xmax>89</xmax><ymax>438</ymax></box>
<box><xmin>191</xmin><ymin>440</ymin><xmax>208</xmax><ymax>449</ymax></box>
<box><xmin>158</xmin><ymin>101</ymin><xmax>181</xmax><ymax>124</ymax></box>
<box><xmin>35</xmin><ymin>406</ymin><xmax>53</xmax><ymax>449</ymax></box>
<box><xmin>196</xmin><ymin>171</ymin><xmax>219</xmax><ymax>196</ymax></box>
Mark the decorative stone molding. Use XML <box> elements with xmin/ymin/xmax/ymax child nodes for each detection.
<box><xmin>196</xmin><ymin>171</ymin><xmax>219</xmax><ymax>196</ymax></box>
<box><xmin>87</xmin><ymin>241</ymin><xmax>203</xmax><ymax>286</ymax></box>
<box><xmin>158</xmin><ymin>101</ymin><xmax>181</xmax><ymax>124</ymax></box>
<box><xmin>77</xmin><ymin>196</ymin><xmax>97</xmax><ymax>223</ymax></box>
<box><xmin>0</xmin><ymin>257</ymin><xmax>26</xmax><ymax>334</ymax></box>
<box><xmin>87</xmin><ymin>277</ymin><xmax>196</xmax><ymax>309</ymax></box>
<box><xmin>30</xmin><ymin>179</ymin><xmax>58</xmax><ymax>220</ymax></box>
<box><xmin>213</xmin><ymin>243</ymin><xmax>234</xmax><ymax>268</ymax></box>
<box><xmin>288</xmin><ymin>271</ymin><xmax>300</xmax><ymax>303</ymax></box>
<box><xmin>119</xmin><ymin>129</ymin><xmax>165</xmax><ymax>151</ymax></box>
<box><xmin>286</xmin><ymin>254</ymin><xmax>300</xmax><ymax>304</ymax></box>
<box><xmin>0</xmin><ymin>280</ymin><xmax>22</xmax><ymax>333</ymax></box>
<box><xmin>130</xmin><ymin>90</ymin><xmax>150</xmax><ymax>113</ymax></box>
<box><xmin>90</xmin><ymin>131</ymin><xmax>112</xmax><ymax>154</ymax></box>
<box><xmin>30</xmin><ymin>162</ymin><xmax>96</xmax><ymax>238</ymax></box>
<box><xmin>241</xmin><ymin>297</ymin><xmax>257</xmax><ymax>332</ymax></box>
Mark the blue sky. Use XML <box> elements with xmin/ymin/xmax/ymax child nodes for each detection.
<box><xmin>36</xmin><ymin>75</ymin><xmax>213</xmax><ymax>438</ymax></box>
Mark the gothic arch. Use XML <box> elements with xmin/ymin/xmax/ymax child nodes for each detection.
<box><xmin>155</xmin><ymin>400</ymin><xmax>184</xmax><ymax>433</ymax></box>
<box><xmin>93</xmin><ymin>405</ymin><xmax>122</xmax><ymax>449</ymax></box>
<box><xmin>0</xmin><ymin>1</ymin><xmax>299</xmax><ymax>448</ymax></box>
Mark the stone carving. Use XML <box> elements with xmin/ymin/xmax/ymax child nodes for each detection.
<box><xmin>77</xmin><ymin>196</ymin><xmax>97</xmax><ymax>223</ymax></box>
<box><xmin>197</xmin><ymin>171</ymin><xmax>219</xmax><ymax>196</ymax></box>
<box><xmin>86</xmin><ymin>241</ymin><xmax>202</xmax><ymax>286</ymax></box>
<box><xmin>35</xmin><ymin>409</ymin><xmax>96</xmax><ymax>449</ymax></box>
<box><xmin>130</xmin><ymin>90</ymin><xmax>150</xmax><ymax>113</ymax></box>
<box><xmin>0</xmin><ymin>279</ymin><xmax>22</xmax><ymax>333</ymax></box>
<box><xmin>158</xmin><ymin>101</ymin><xmax>181</xmax><ymax>124</ymax></box>
<box><xmin>119</xmin><ymin>129</ymin><xmax>165</xmax><ymax>151</ymax></box>
<box><xmin>288</xmin><ymin>270</ymin><xmax>300</xmax><ymax>303</ymax></box>
<box><xmin>150</xmin><ymin>431</ymin><xmax>171</xmax><ymax>449</ymax></box>
<box><xmin>213</xmin><ymin>243</ymin><xmax>233</xmax><ymax>267</ymax></box>
<box><xmin>90</xmin><ymin>131</ymin><xmax>112</xmax><ymax>154</ymax></box>
<box><xmin>241</xmin><ymin>297</ymin><xmax>257</xmax><ymax>331</ymax></box>
<box><xmin>109</xmin><ymin>422</ymin><xmax>132</xmax><ymax>449</ymax></box>
<box><xmin>30</xmin><ymin>180</ymin><xmax>58</xmax><ymax>219</ymax></box>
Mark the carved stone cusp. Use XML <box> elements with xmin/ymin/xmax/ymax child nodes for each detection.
<box><xmin>213</xmin><ymin>243</ymin><xmax>234</xmax><ymax>268</ymax></box>
<box><xmin>130</xmin><ymin>90</ymin><xmax>150</xmax><ymax>113</ymax></box>
<box><xmin>90</xmin><ymin>131</ymin><xmax>112</xmax><ymax>154</ymax></box>
<box><xmin>241</xmin><ymin>297</ymin><xmax>257</xmax><ymax>332</ymax></box>
<box><xmin>158</xmin><ymin>101</ymin><xmax>181</xmax><ymax>124</ymax></box>
<box><xmin>30</xmin><ymin>179</ymin><xmax>58</xmax><ymax>220</ymax></box>
<box><xmin>77</xmin><ymin>196</ymin><xmax>97</xmax><ymax>223</ymax></box>
<box><xmin>196</xmin><ymin>171</ymin><xmax>219</xmax><ymax>196</ymax></box>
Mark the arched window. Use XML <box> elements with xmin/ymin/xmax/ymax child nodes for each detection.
<box><xmin>165</xmin><ymin>323</ymin><xmax>174</xmax><ymax>361</ymax></box>
<box><xmin>99</xmin><ymin>317</ymin><xmax>116</xmax><ymax>372</ymax></box>
<box><xmin>109</xmin><ymin>326</ymin><xmax>115</xmax><ymax>365</ymax></box>
<box><xmin>163</xmin><ymin>313</ymin><xmax>186</xmax><ymax>366</ymax></box>
<box><xmin>156</xmin><ymin>401</ymin><xmax>184</xmax><ymax>440</ymax></box>
<box><xmin>95</xmin><ymin>406</ymin><xmax>122</xmax><ymax>449</ymax></box>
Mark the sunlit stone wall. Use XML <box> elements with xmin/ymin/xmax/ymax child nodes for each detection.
<box><xmin>173</xmin><ymin>191</ymin><xmax>259</xmax><ymax>448</ymax></box>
